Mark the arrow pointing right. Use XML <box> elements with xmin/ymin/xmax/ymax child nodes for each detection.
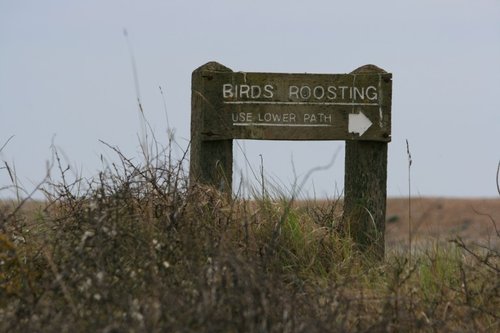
<box><xmin>348</xmin><ymin>111</ymin><xmax>372</xmax><ymax>137</ymax></box>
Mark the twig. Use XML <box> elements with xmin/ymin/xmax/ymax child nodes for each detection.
<box><xmin>43</xmin><ymin>248</ymin><xmax>79</xmax><ymax>316</ymax></box>
<box><xmin>472</xmin><ymin>207</ymin><xmax>500</xmax><ymax>238</ymax></box>
<box><xmin>4</xmin><ymin>161</ymin><xmax>14</xmax><ymax>183</ymax></box>
<box><xmin>0</xmin><ymin>135</ymin><xmax>15</xmax><ymax>153</ymax></box>
<box><xmin>259</xmin><ymin>154</ymin><xmax>265</xmax><ymax>199</ymax></box>
<box><xmin>496</xmin><ymin>160</ymin><xmax>500</xmax><ymax>196</ymax></box>
<box><xmin>3</xmin><ymin>177</ymin><xmax>48</xmax><ymax>229</ymax></box>
<box><xmin>234</xmin><ymin>140</ymin><xmax>260</xmax><ymax>190</ymax></box>
<box><xmin>451</xmin><ymin>237</ymin><xmax>499</xmax><ymax>273</ymax></box>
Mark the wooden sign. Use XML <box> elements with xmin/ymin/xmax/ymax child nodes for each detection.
<box><xmin>197</xmin><ymin>70</ymin><xmax>391</xmax><ymax>142</ymax></box>
<box><xmin>190</xmin><ymin>62</ymin><xmax>392</xmax><ymax>259</ymax></box>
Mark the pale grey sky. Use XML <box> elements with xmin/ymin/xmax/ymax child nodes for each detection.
<box><xmin>1</xmin><ymin>0</ymin><xmax>499</xmax><ymax>198</ymax></box>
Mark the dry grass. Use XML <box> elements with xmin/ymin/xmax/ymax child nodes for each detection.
<box><xmin>1</xmin><ymin>141</ymin><xmax>499</xmax><ymax>332</ymax></box>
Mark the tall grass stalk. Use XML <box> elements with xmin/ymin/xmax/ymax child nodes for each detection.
<box><xmin>123</xmin><ymin>28</ymin><xmax>149</xmax><ymax>165</ymax></box>
<box><xmin>406</xmin><ymin>139</ymin><xmax>413</xmax><ymax>265</ymax></box>
<box><xmin>496</xmin><ymin>160</ymin><xmax>500</xmax><ymax>196</ymax></box>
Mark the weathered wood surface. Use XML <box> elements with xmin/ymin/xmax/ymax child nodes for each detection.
<box><xmin>342</xmin><ymin>65</ymin><xmax>390</xmax><ymax>259</ymax></box>
<box><xmin>194</xmin><ymin>69</ymin><xmax>391</xmax><ymax>142</ymax></box>
<box><xmin>190</xmin><ymin>62</ymin><xmax>233</xmax><ymax>191</ymax></box>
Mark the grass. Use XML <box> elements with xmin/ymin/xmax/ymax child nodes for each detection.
<box><xmin>1</xmin><ymin>138</ymin><xmax>499</xmax><ymax>332</ymax></box>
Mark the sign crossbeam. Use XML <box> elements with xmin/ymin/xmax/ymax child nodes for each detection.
<box><xmin>197</xmin><ymin>69</ymin><xmax>391</xmax><ymax>142</ymax></box>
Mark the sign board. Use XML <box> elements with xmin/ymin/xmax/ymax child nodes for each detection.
<box><xmin>197</xmin><ymin>71</ymin><xmax>391</xmax><ymax>142</ymax></box>
<box><xmin>191</xmin><ymin>62</ymin><xmax>393</xmax><ymax>259</ymax></box>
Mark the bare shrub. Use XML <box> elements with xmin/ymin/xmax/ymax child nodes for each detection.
<box><xmin>1</xmin><ymin>141</ymin><xmax>499</xmax><ymax>332</ymax></box>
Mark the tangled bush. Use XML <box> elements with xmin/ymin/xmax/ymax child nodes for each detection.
<box><xmin>1</xmin><ymin>144</ymin><xmax>499</xmax><ymax>332</ymax></box>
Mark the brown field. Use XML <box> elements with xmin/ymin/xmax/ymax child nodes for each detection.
<box><xmin>386</xmin><ymin>197</ymin><xmax>500</xmax><ymax>250</ymax></box>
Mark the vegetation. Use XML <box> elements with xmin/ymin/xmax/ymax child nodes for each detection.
<box><xmin>1</xmin><ymin>137</ymin><xmax>499</xmax><ymax>332</ymax></box>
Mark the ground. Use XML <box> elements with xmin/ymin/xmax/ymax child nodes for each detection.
<box><xmin>386</xmin><ymin>197</ymin><xmax>500</xmax><ymax>250</ymax></box>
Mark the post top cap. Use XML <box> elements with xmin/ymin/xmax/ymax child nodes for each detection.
<box><xmin>351</xmin><ymin>64</ymin><xmax>387</xmax><ymax>74</ymax></box>
<box><xmin>193</xmin><ymin>61</ymin><xmax>232</xmax><ymax>73</ymax></box>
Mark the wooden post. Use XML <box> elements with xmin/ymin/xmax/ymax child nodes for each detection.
<box><xmin>190</xmin><ymin>62</ymin><xmax>233</xmax><ymax>192</ymax></box>
<box><xmin>343</xmin><ymin>65</ymin><xmax>390</xmax><ymax>259</ymax></box>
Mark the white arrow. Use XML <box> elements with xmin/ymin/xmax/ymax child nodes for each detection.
<box><xmin>348</xmin><ymin>111</ymin><xmax>372</xmax><ymax>136</ymax></box>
